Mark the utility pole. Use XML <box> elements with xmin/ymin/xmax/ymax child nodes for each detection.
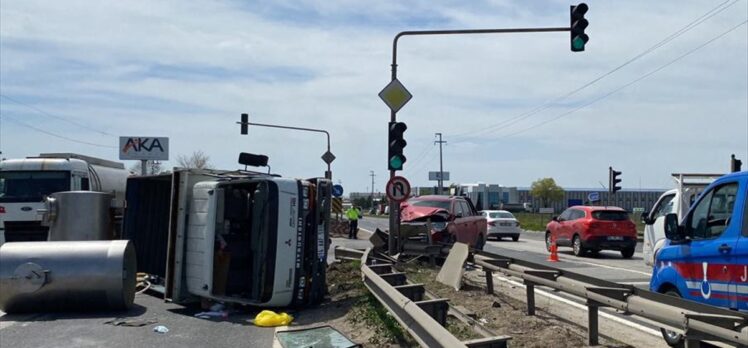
<box><xmin>435</xmin><ymin>133</ymin><xmax>447</xmax><ymax>195</ymax></box>
<box><xmin>369</xmin><ymin>170</ymin><xmax>376</xmax><ymax>205</ymax></box>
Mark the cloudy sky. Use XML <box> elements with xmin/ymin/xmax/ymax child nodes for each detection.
<box><xmin>1</xmin><ymin>0</ymin><xmax>747</xmax><ymax>194</ymax></box>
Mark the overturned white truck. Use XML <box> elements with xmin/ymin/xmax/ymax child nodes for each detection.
<box><xmin>123</xmin><ymin>166</ymin><xmax>331</xmax><ymax>308</ymax></box>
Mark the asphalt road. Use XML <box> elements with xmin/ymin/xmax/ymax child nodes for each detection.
<box><xmin>0</xmin><ymin>293</ymin><xmax>274</xmax><ymax>348</ymax></box>
<box><xmin>0</xmin><ymin>237</ymin><xmax>372</xmax><ymax>348</ymax></box>
<box><xmin>358</xmin><ymin>215</ymin><xmax>653</xmax><ymax>287</ymax></box>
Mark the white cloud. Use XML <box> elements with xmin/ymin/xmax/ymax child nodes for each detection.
<box><xmin>1</xmin><ymin>0</ymin><xmax>746</xmax><ymax>194</ymax></box>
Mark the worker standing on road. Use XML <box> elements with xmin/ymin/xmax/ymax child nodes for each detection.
<box><xmin>346</xmin><ymin>206</ymin><xmax>362</xmax><ymax>239</ymax></box>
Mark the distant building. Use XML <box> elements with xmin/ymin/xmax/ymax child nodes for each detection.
<box><xmin>409</xmin><ymin>184</ymin><xmax>666</xmax><ymax>213</ymax></box>
<box><xmin>517</xmin><ymin>188</ymin><xmax>666</xmax><ymax>213</ymax></box>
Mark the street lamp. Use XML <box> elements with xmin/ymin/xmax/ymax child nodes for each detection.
<box><xmin>238</xmin><ymin>113</ymin><xmax>334</xmax><ymax>179</ymax></box>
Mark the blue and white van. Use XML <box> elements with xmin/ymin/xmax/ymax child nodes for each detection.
<box><xmin>649</xmin><ymin>171</ymin><xmax>747</xmax><ymax>345</ymax></box>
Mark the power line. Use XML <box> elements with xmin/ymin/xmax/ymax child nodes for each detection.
<box><xmin>403</xmin><ymin>143</ymin><xmax>434</xmax><ymax>172</ymax></box>
<box><xmin>495</xmin><ymin>19</ymin><xmax>748</xmax><ymax>140</ymax></box>
<box><xmin>0</xmin><ymin>94</ymin><xmax>115</xmax><ymax>136</ymax></box>
<box><xmin>2</xmin><ymin>113</ymin><xmax>117</xmax><ymax>148</ymax></box>
<box><xmin>450</xmin><ymin>0</ymin><xmax>740</xmax><ymax>143</ymax></box>
<box><xmin>403</xmin><ymin>145</ymin><xmax>435</xmax><ymax>175</ymax></box>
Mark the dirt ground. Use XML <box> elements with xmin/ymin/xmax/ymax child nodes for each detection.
<box><xmin>402</xmin><ymin>263</ymin><xmax>632</xmax><ymax>348</ymax></box>
<box><xmin>287</xmin><ymin>260</ymin><xmax>409</xmax><ymax>347</ymax></box>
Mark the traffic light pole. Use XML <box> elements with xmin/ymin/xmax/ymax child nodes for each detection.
<box><xmin>387</xmin><ymin>26</ymin><xmax>576</xmax><ymax>255</ymax></box>
<box><xmin>237</xmin><ymin>119</ymin><xmax>332</xmax><ymax>179</ymax></box>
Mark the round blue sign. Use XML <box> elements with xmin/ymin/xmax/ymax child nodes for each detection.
<box><xmin>587</xmin><ymin>192</ymin><xmax>600</xmax><ymax>202</ymax></box>
<box><xmin>332</xmin><ymin>184</ymin><xmax>344</xmax><ymax>197</ymax></box>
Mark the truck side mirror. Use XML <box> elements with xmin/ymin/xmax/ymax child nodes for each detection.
<box><xmin>663</xmin><ymin>213</ymin><xmax>682</xmax><ymax>241</ymax></box>
<box><xmin>641</xmin><ymin>211</ymin><xmax>651</xmax><ymax>225</ymax></box>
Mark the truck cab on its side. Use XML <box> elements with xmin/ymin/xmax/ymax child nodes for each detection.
<box><xmin>123</xmin><ymin>168</ymin><xmax>331</xmax><ymax>308</ymax></box>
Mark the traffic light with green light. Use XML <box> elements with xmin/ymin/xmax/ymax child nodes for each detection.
<box><xmin>609</xmin><ymin>167</ymin><xmax>622</xmax><ymax>194</ymax></box>
<box><xmin>388</xmin><ymin>122</ymin><xmax>407</xmax><ymax>171</ymax></box>
<box><xmin>570</xmin><ymin>3</ymin><xmax>589</xmax><ymax>52</ymax></box>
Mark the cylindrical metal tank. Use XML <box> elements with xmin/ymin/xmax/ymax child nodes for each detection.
<box><xmin>0</xmin><ymin>240</ymin><xmax>136</xmax><ymax>313</ymax></box>
<box><xmin>41</xmin><ymin>191</ymin><xmax>113</xmax><ymax>241</ymax></box>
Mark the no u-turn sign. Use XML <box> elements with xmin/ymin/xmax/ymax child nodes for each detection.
<box><xmin>386</xmin><ymin>176</ymin><xmax>411</xmax><ymax>202</ymax></box>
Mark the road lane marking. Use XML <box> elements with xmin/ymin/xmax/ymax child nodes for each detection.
<box><xmin>492</xmin><ymin>274</ymin><xmax>662</xmax><ymax>337</ymax></box>
<box><xmin>488</xmin><ymin>240</ymin><xmax>652</xmax><ymax>277</ymax></box>
<box><xmin>561</xmin><ymin>258</ymin><xmax>652</xmax><ymax>277</ymax></box>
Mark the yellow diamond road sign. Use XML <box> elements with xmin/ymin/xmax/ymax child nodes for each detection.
<box><xmin>379</xmin><ymin>78</ymin><xmax>412</xmax><ymax>113</ymax></box>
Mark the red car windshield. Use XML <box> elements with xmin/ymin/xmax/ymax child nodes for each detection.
<box><xmin>591</xmin><ymin>211</ymin><xmax>629</xmax><ymax>221</ymax></box>
<box><xmin>409</xmin><ymin>200</ymin><xmax>451</xmax><ymax>210</ymax></box>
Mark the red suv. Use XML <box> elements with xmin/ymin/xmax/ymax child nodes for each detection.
<box><xmin>400</xmin><ymin>195</ymin><xmax>487</xmax><ymax>250</ymax></box>
<box><xmin>545</xmin><ymin>206</ymin><xmax>637</xmax><ymax>258</ymax></box>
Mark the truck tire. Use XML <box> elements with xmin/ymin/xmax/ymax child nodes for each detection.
<box><xmin>660</xmin><ymin>289</ymin><xmax>685</xmax><ymax>347</ymax></box>
<box><xmin>620</xmin><ymin>247</ymin><xmax>635</xmax><ymax>259</ymax></box>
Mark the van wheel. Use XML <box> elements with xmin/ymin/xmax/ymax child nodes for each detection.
<box><xmin>621</xmin><ymin>247</ymin><xmax>635</xmax><ymax>259</ymax></box>
<box><xmin>660</xmin><ymin>289</ymin><xmax>685</xmax><ymax>347</ymax></box>
<box><xmin>572</xmin><ymin>235</ymin><xmax>584</xmax><ymax>256</ymax></box>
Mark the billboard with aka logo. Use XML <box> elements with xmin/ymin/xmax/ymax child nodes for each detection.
<box><xmin>119</xmin><ymin>136</ymin><xmax>169</xmax><ymax>160</ymax></box>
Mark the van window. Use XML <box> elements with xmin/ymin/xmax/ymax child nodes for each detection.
<box><xmin>689</xmin><ymin>183</ymin><xmax>738</xmax><ymax>239</ymax></box>
<box><xmin>81</xmin><ymin>177</ymin><xmax>90</xmax><ymax>190</ymax></box>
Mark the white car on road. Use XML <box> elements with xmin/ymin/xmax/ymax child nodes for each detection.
<box><xmin>481</xmin><ymin>210</ymin><xmax>521</xmax><ymax>241</ymax></box>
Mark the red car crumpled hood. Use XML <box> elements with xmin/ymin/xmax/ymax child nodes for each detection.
<box><xmin>400</xmin><ymin>206</ymin><xmax>450</xmax><ymax>222</ymax></box>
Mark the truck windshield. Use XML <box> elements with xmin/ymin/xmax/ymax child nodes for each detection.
<box><xmin>0</xmin><ymin>171</ymin><xmax>71</xmax><ymax>203</ymax></box>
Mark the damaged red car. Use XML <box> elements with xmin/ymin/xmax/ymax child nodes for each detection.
<box><xmin>400</xmin><ymin>195</ymin><xmax>487</xmax><ymax>250</ymax></box>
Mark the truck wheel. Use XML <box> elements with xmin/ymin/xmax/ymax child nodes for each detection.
<box><xmin>660</xmin><ymin>289</ymin><xmax>685</xmax><ymax>347</ymax></box>
<box><xmin>620</xmin><ymin>247</ymin><xmax>635</xmax><ymax>259</ymax></box>
<box><xmin>572</xmin><ymin>235</ymin><xmax>584</xmax><ymax>257</ymax></box>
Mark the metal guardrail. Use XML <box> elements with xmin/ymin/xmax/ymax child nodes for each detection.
<box><xmin>359</xmin><ymin>248</ymin><xmax>510</xmax><ymax>348</ymax></box>
<box><xmin>473</xmin><ymin>250</ymin><xmax>748</xmax><ymax>347</ymax></box>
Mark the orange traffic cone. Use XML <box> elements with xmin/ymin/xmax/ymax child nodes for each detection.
<box><xmin>547</xmin><ymin>237</ymin><xmax>560</xmax><ymax>262</ymax></box>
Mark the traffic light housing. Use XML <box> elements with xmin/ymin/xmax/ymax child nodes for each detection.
<box><xmin>240</xmin><ymin>113</ymin><xmax>248</xmax><ymax>135</ymax></box>
<box><xmin>731</xmin><ymin>154</ymin><xmax>742</xmax><ymax>172</ymax></box>
<box><xmin>609</xmin><ymin>167</ymin><xmax>622</xmax><ymax>194</ymax></box>
<box><xmin>570</xmin><ymin>3</ymin><xmax>589</xmax><ymax>52</ymax></box>
<box><xmin>388</xmin><ymin>122</ymin><xmax>407</xmax><ymax>171</ymax></box>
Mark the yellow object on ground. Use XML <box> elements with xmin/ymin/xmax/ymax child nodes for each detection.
<box><xmin>253</xmin><ymin>310</ymin><xmax>294</xmax><ymax>327</ymax></box>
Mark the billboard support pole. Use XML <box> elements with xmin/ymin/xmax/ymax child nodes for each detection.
<box><xmin>141</xmin><ymin>160</ymin><xmax>147</xmax><ymax>176</ymax></box>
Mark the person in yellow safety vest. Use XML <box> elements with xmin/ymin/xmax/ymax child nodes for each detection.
<box><xmin>345</xmin><ymin>206</ymin><xmax>362</xmax><ymax>239</ymax></box>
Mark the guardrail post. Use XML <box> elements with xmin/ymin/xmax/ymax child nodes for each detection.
<box><xmin>485</xmin><ymin>270</ymin><xmax>494</xmax><ymax>295</ymax></box>
<box><xmin>525</xmin><ymin>281</ymin><xmax>535</xmax><ymax>316</ymax></box>
<box><xmin>587</xmin><ymin>301</ymin><xmax>599</xmax><ymax>346</ymax></box>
